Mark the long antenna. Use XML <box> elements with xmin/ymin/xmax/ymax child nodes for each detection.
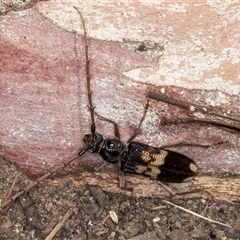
<box><xmin>0</xmin><ymin>7</ymin><xmax>93</xmax><ymax>211</ymax></box>
<box><xmin>74</xmin><ymin>7</ymin><xmax>96</xmax><ymax>135</ymax></box>
<box><xmin>0</xmin><ymin>148</ymin><xmax>87</xmax><ymax>211</ymax></box>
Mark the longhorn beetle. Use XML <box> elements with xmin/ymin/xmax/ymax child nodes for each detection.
<box><xmin>1</xmin><ymin>7</ymin><xmax>199</xmax><ymax>210</ymax></box>
<box><xmin>73</xmin><ymin>7</ymin><xmax>199</xmax><ymax>184</ymax></box>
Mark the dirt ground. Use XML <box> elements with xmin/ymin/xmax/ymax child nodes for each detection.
<box><xmin>0</xmin><ymin>156</ymin><xmax>240</xmax><ymax>240</ymax></box>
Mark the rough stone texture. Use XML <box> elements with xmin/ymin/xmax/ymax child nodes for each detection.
<box><xmin>0</xmin><ymin>1</ymin><xmax>240</xmax><ymax>200</ymax></box>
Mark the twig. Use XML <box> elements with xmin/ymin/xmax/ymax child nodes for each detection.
<box><xmin>1</xmin><ymin>171</ymin><xmax>21</xmax><ymax>205</ymax></box>
<box><xmin>147</xmin><ymin>91</ymin><xmax>240</xmax><ymax>123</ymax></box>
<box><xmin>162</xmin><ymin>200</ymin><xmax>232</xmax><ymax>229</ymax></box>
<box><xmin>161</xmin><ymin>116</ymin><xmax>240</xmax><ymax>132</ymax></box>
<box><xmin>45</xmin><ymin>208</ymin><xmax>75</xmax><ymax>240</ymax></box>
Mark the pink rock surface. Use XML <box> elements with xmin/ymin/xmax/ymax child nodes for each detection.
<box><xmin>1</xmin><ymin>2</ymin><xmax>240</xmax><ymax>184</ymax></box>
<box><xmin>0</xmin><ymin>6</ymin><xmax>156</xmax><ymax>177</ymax></box>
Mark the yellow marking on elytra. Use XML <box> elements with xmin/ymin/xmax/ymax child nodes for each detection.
<box><xmin>189</xmin><ymin>163</ymin><xmax>198</xmax><ymax>173</ymax></box>
<box><xmin>136</xmin><ymin>165</ymin><xmax>161</xmax><ymax>178</ymax></box>
<box><xmin>135</xmin><ymin>165</ymin><xmax>147</xmax><ymax>173</ymax></box>
<box><xmin>141</xmin><ymin>149</ymin><xmax>168</xmax><ymax>166</ymax></box>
